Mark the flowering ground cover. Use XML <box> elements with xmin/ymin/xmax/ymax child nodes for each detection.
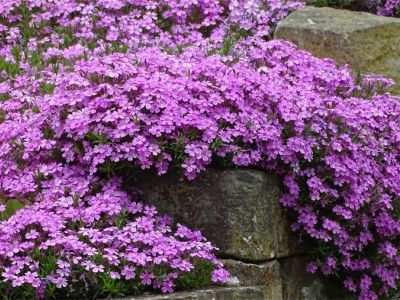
<box><xmin>0</xmin><ymin>1</ymin><xmax>400</xmax><ymax>300</ymax></box>
<box><xmin>373</xmin><ymin>0</ymin><xmax>400</xmax><ymax>15</ymax></box>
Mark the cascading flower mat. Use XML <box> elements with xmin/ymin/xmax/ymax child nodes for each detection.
<box><xmin>1</xmin><ymin>1</ymin><xmax>400</xmax><ymax>300</ymax></box>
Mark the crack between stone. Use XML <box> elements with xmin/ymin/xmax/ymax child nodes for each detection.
<box><xmin>217</xmin><ymin>252</ymin><xmax>309</xmax><ymax>265</ymax></box>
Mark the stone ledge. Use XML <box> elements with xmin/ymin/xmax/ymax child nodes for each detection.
<box><xmin>112</xmin><ymin>286</ymin><xmax>272</xmax><ymax>300</ymax></box>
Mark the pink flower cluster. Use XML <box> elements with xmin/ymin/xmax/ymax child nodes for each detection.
<box><xmin>0</xmin><ymin>171</ymin><xmax>227</xmax><ymax>298</ymax></box>
<box><xmin>0</xmin><ymin>0</ymin><xmax>303</xmax><ymax>298</ymax></box>
<box><xmin>360</xmin><ymin>0</ymin><xmax>400</xmax><ymax>16</ymax></box>
<box><xmin>0</xmin><ymin>0</ymin><xmax>301</xmax><ymax>59</ymax></box>
<box><xmin>1</xmin><ymin>0</ymin><xmax>223</xmax><ymax>47</ymax></box>
<box><xmin>376</xmin><ymin>0</ymin><xmax>400</xmax><ymax>16</ymax></box>
<box><xmin>1</xmin><ymin>0</ymin><xmax>400</xmax><ymax>300</ymax></box>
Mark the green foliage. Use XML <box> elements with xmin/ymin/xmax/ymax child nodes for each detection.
<box><xmin>30</xmin><ymin>52</ymin><xmax>43</xmax><ymax>66</ymax></box>
<box><xmin>42</xmin><ymin>126</ymin><xmax>55</xmax><ymax>139</ymax></box>
<box><xmin>0</xmin><ymin>58</ymin><xmax>20</xmax><ymax>78</ymax></box>
<box><xmin>0</xmin><ymin>199</ymin><xmax>25</xmax><ymax>221</ymax></box>
<box><xmin>210</xmin><ymin>24</ymin><xmax>252</xmax><ymax>57</ymax></box>
<box><xmin>111</xmin><ymin>42</ymin><xmax>129</xmax><ymax>54</ymax></box>
<box><xmin>175</xmin><ymin>260</ymin><xmax>214</xmax><ymax>290</ymax></box>
<box><xmin>40</xmin><ymin>82</ymin><xmax>55</xmax><ymax>94</ymax></box>
<box><xmin>114</xmin><ymin>210</ymin><xmax>129</xmax><ymax>228</ymax></box>
<box><xmin>11</xmin><ymin>47</ymin><xmax>21</xmax><ymax>62</ymax></box>
<box><xmin>0</xmin><ymin>108</ymin><xmax>4</xmax><ymax>124</ymax></box>
<box><xmin>54</xmin><ymin>26</ymin><xmax>76</xmax><ymax>49</ymax></box>
<box><xmin>85</xmin><ymin>131</ymin><xmax>109</xmax><ymax>145</ymax></box>
<box><xmin>0</xmin><ymin>93</ymin><xmax>10</xmax><ymax>102</ymax></box>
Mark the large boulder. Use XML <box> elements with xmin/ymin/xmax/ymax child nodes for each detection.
<box><xmin>274</xmin><ymin>6</ymin><xmax>400</xmax><ymax>94</ymax></box>
<box><xmin>136</xmin><ymin>169</ymin><xmax>303</xmax><ymax>261</ymax></box>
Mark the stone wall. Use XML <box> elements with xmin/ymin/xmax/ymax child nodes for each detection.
<box><xmin>124</xmin><ymin>169</ymin><xmax>327</xmax><ymax>300</ymax></box>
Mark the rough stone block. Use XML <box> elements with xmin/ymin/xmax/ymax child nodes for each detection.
<box><xmin>274</xmin><ymin>7</ymin><xmax>400</xmax><ymax>93</ymax></box>
<box><xmin>222</xmin><ymin>257</ymin><xmax>327</xmax><ymax>300</ymax></box>
<box><xmin>220</xmin><ymin>259</ymin><xmax>281</xmax><ymax>288</ymax></box>
<box><xmin>136</xmin><ymin>169</ymin><xmax>303</xmax><ymax>261</ymax></box>
<box><xmin>115</xmin><ymin>286</ymin><xmax>272</xmax><ymax>300</ymax></box>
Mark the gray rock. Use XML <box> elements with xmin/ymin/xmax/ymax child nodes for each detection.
<box><xmin>136</xmin><ymin>169</ymin><xmax>304</xmax><ymax>261</ymax></box>
<box><xmin>221</xmin><ymin>259</ymin><xmax>281</xmax><ymax>288</ymax></box>
<box><xmin>113</xmin><ymin>286</ymin><xmax>272</xmax><ymax>300</ymax></box>
<box><xmin>274</xmin><ymin>6</ymin><xmax>400</xmax><ymax>94</ymax></box>
<box><xmin>221</xmin><ymin>257</ymin><xmax>330</xmax><ymax>300</ymax></box>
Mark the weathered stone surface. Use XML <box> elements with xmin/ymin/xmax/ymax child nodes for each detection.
<box><xmin>274</xmin><ymin>7</ymin><xmax>400</xmax><ymax>93</ymax></box>
<box><xmin>221</xmin><ymin>259</ymin><xmax>281</xmax><ymax>288</ymax></box>
<box><xmin>221</xmin><ymin>257</ymin><xmax>329</xmax><ymax>300</ymax></box>
<box><xmin>137</xmin><ymin>169</ymin><xmax>303</xmax><ymax>261</ymax></box>
<box><xmin>113</xmin><ymin>286</ymin><xmax>272</xmax><ymax>300</ymax></box>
